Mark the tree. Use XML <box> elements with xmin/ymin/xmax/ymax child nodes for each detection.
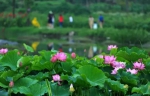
<box><xmin>12</xmin><ymin>0</ymin><xmax>15</xmax><ymax>18</ymax></box>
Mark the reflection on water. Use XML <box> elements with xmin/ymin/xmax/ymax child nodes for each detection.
<box><xmin>2</xmin><ymin>33</ymin><xmax>148</xmax><ymax>57</ymax></box>
<box><xmin>0</xmin><ymin>34</ymin><xmax>109</xmax><ymax>57</ymax></box>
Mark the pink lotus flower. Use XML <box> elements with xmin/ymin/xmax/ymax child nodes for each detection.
<box><xmin>133</xmin><ymin>62</ymin><xmax>145</xmax><ymax>70</ymax></box>
<box><xmin>108</xmin><ymin>45</ymin><xmax>117</xmax><ymax>50</ymax></box>
<box><xmin>127</xmin><ymin>68</ymin><xmax>138</xmax><ymax>74</ymax></box>
<box><xmin>112</xmin><ymin>61</ymin><xmax>126</xmax><ymax>69</ymax></box>
<box><xmin>56</xmin><ymin>52</ymin><xmax>67</xmax><ymax>62</ymax></box>
<box><xmin>0</xmin><ymin>48</ymin><xmax>8</xmax><ymax>54</ymax></box>
<box><xmin>104</xmin><ymin>55</ymin><xmax>116</xmax><ymax>65</ymax></box>
<box><xmin>52</xmin><ymin>74</ymin><xmax>60</xmax><ymax>82</ymax></box>
<box><xmin>71</xmin><ymin>52</ymin><xmax>76</xmax><ymax>59</ymax></box>
<box><xmin>9</xmin><ymin>81</ymin><xmax>14</xmax><ymax>87</ymax></box>
<box><xmin>51</xmin><ymin>55</ymin><xmax>57</xmax><ymax>62</ymax></box>
<box><xmin>111</xmin><ymin>68</ymin><xmax>118</xmax><ymax>74</ymax></box>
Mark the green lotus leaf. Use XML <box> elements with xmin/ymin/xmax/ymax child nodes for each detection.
<box><xmin>61</xmin><ymin>74</ymin><xmax>69</xmax><ymax>81</ymax></box>
<box><xmin>106</xmin><ymin>79</ymin><xmax>127</xmax><ymax>94</ymax></box>
<box><xmin>121</xmin><ymin>76</ymin><xmax>137</xmax><ymax>86</ymax></box>
<box><xmin>23</xmin><ymin>43</ymin><xmax>34</xmax><ymax>52</ymax></box>
<box><xmin>110</xmin><ymin>48</ymin><xmax>117</xmax><ymax>55</ymax></box>
<box><xmin>73</xmin><ymin>74</ymin><xmax>90</xmax><ymax>87</ymax></box>
<box><xmin>77</xmin><ymin>65</ymin><xmax>107</xmax><ymax>87</ymax></box>
<box><xmin>0</xmin><ymin>89</ymin><xmax>8</xmax><ymax>96</ymax></box>
<box><xmin>120</xmin><ymin>71</ymin><xmax>138</xmax><ymax>86</ymax></box>
<box><xmin>61</xmin><ymin>62</ymin><xmax>73</xmax><ymax>72</ymax></box>
<box><xmin>132</xmin><ymin>82</ymin><xmax>150</xmax><ymax>95</ymax></box>
<box><xmin>0</xmin><ymin>77</ymin><xmax>8</xmax><ymax>88</ymax></box>
<box><xmin>27</xmin><ymin>72</ymin><xmax>49</xmax><ymax>80</ymax></box>
<box><xmin>31</xmin><ymin>61</ymin><xmax>54</xmax><ymax>71</ymax></box>
<box><xmin>0</xmin><ymin>70</ymin><xmax>16</xmax><ymax>78</ymax></box>
<box><xmin>17</xmin><ymin>56</ymin><xmax>31</xmax><ymax>68</ymax></box>
<box><xmin>120</xmin><ymin>47</ymin><xmax>147</xmax><ymax>54</ymax></box>
<box><xmin>0</xmin><ymin>66</ymin><xmax>5</xmax><ymax>71</ymax></box>
<box><xmin>12</xmin><ymin>77</ymin><xmax>38</xmax><ymax>94</ymax></box>
<box><xmin>117</xmin><ymin>47</ymin><xmax>148</xmax><ymax>62</ymax></box>
<box><xmin>39</xmin><ymin>50</ymin><xmax>52</xmax><ymax>61</ymax></box>
<box><xmin>0</xmin><ymin>50</ymin><xmax>21</xmax><ymax>71</ymax></box>
<box><xmin>144</xmin><ymin>58</ymin><xmax>150</xmax><ymax>71</ymax></box>
<box><xmin>31</xmin><ymin>55</ymin><xmax>54</xmax><ymax>71</ymax></box>
<box><xmin>0</xmin><ymin>70</ymin><xmax>23</xmax><ymax>82</ymax></box>
<box><xmin>51</xmin><ymin>83</ymin><xmax>69</xmax><ymax>96</ymax></box>
<box><xmin>94</xmin><ymin>56</ymin><xmax>104</xmax><ymax>67</ymax></box>
<box><xmin>15</xmin><ymin>82</ymin><xmax>47</xmax><ymax>96</ymax></box>
<box><xmin>132</xmin><ymin>87</ymin><xmax>141</xmax><ymax>94</ymax></box>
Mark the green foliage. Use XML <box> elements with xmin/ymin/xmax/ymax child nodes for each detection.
<box><xmin>23</xmin><ymin>43</ymin><xmax>34</xmax><ymax>52</ymax></box>
<box><xmin>77</xmin><ymin>65</ymin><xmax>106</xmax><ymax>87</ymax></box>
<box><xmin>51</xmin><ymin>83</ymin><xmax>69</xmax><ymax>96</ymax></box>
<box><xmin>116</xmin><ymin>47</ymin><xmax>148</xmax><ymax>62</ymax></box>
<box><xmin>0</xmin><ymin>50</ymin><xmax>21</xmax><ymax>71</ymax></box>
<box><xmin>13</xmin><ymin>82</ymin><xmax>47</xmax><ymax>96</ymax></box>
<box><xmin>132</xmin><ymin>82</ymin><xmax>150</xmax><ymax>95</ymax></box>
<box><xmin>106</xmin><ymin>79</ymin><xmax>127</xmax><ymax>94</ymax></box>
<box><xmin>31</xmin><ymin>1</ymin><xmax>91</xmax><ymax>15</ymax></box>
<box><xmin>0</xmin><ymin>44</ymin><xmax>150</xmax><ymax>95</ymax></box>
<box><xmin>0</xmin><ymin>1</ymin><xmax>8</xmax><ymax>12</ymax></box>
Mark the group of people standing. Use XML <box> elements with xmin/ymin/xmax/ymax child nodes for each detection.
<box><xmin>47</xmin><ymin>11</ymin><xmax>73</xmax><ymax>28</ymax></box>
<box><xmin>89</xmin><ymin>14</ymin><xmax>104</xmax><ymax>29</ymax></box>
<box><xmin>47</xmin><ymin>11</ymin><xmax>104</xmax><ymax>29</ymax></box>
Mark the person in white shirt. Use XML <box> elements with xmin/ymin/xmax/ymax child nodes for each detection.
<box><xmin>93</xmin><ymin>21</ymin><xmax>98</xmax><ymax>29</ymax></box>
<box><xmin>69</xmin><ymin>16</ymin><xmax>73</xmax><ymax>27</ymax></box>
<box><xmin>69</xmin><ymin>16</ymin><xmax>73</xmax><ymax>23</ymax></box>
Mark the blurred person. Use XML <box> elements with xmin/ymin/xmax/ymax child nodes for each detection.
<box><xmin>68</xmin><ymin>47</ymin><xmax>72</xmax><ymax>53</ymax></box>
<box><xmin>31</xmin><ymin>41</ymin><xmax>40</xmax><ymax>51</ymax></box>
<box><xmin>69</xmin><ymin>16</ymin><xmax>73</xmax><ymax>27</ymax></box>
<box><xmin>32</xmin><ymin>17</ymin><xmax>40</xmax><ymax>28</ymax></box>
<box><xmin>88</xmin><ymin>46</ymin><xmax>93</xmax><ymax>58</ymax></box>
<box><xmin>58</xmin><ymin>45</ymin><xmax>63</xmax><ymax>52</ymax></box>
<box><xmin>59</xmin><ymin>14</ymin><xmax>64</xmax><ymax>27</ymax></box>
<box><xmin>52</xmin><ymin>15</ymin><xmax>55</xmax><ymax>28</ymax></box>
<box><xmin>47</xmin><ymin>11</ymin><xmax>53</xmax><ymax>28</ymax></box>
<box><xmin>93</xmin><ymin>46</ymin><xmax>98</xmax><ymax>56</ymax></box>
<box><xmin>98</xmin><ymin>14</ymin><xmax>104</xmax><ymax>28</ymax></box>
<box><xmin>93</xmin><ymin>21</ymin><xmax>98</xmax><ymax>29</ymax></box>
<box><xmin>47</xmin><ymin>42</ymin><xmax>54</xmax><ymax>51</ymax></box>
<box><xmin>89</xmin><ymin>16</ymin><xmax>94</xmax><ymax>29</ymax></box>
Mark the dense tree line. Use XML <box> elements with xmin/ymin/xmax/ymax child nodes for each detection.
<box><xmin>0</xmin><ymin>0</ymin><xmax>150</xmax><ymax>14</ymax></box>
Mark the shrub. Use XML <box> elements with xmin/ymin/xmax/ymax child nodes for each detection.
<box><xmin>105</xmin><ymin>28</ymin><xmax>150</xmax><ymax>44</ymax></box>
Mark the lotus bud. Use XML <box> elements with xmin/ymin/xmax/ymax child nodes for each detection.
<box><xmin>71</xmin><ymin>52</ymin><xmax>76</xmax><ymax>59</ymax></box>
<box><xmin>9</xmin><ymin>81</ymin><xmax>14</xmax><ymax>87</ymax></box>
<box><xmin>0</xmin><ymin>48</ymin><xmax>8</xmax><ymax>54</ymax></box>
<box><xmin>123</xmin><ymin>84</ymin><xmax>128</xmax><ymax>89</ymax></box>
<box><xmin>19</xmin><ymin>62</ymin><xmax>22</xmax><ymax>67</ymax></box>
<box><xmin>17</xmin><ymin>51</ymin><xmax>20</xmax><ymax>55</ymax></box>
<box><xmin>52</xmin><ymin>74</ymin><xmax>60</xmax><ymax>82</ymax></box>
<box><xmin>51</xmin><ymin>55</ymin><xmax>57</xmax><ymax>63</ymax></box>
<box><xmin>69</xmin><ymin>84</ymin><xmax>75</xmax><ymax>93</ymax></box>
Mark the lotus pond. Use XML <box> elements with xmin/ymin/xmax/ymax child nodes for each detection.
<box><xmin>0</xmin><ymin>44</ymin><xmax>150</xmax><ymax>96</ymax></box>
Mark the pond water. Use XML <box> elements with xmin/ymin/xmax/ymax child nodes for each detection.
<box><xmin>1</xmin><ymin>32</ymin><xmax>149</xmax><ymax>57</ymax></box>
<box><xmin>0</xmin><ymin>32</ymin><xmax>111</xmax><ymax>57</ymax></box>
